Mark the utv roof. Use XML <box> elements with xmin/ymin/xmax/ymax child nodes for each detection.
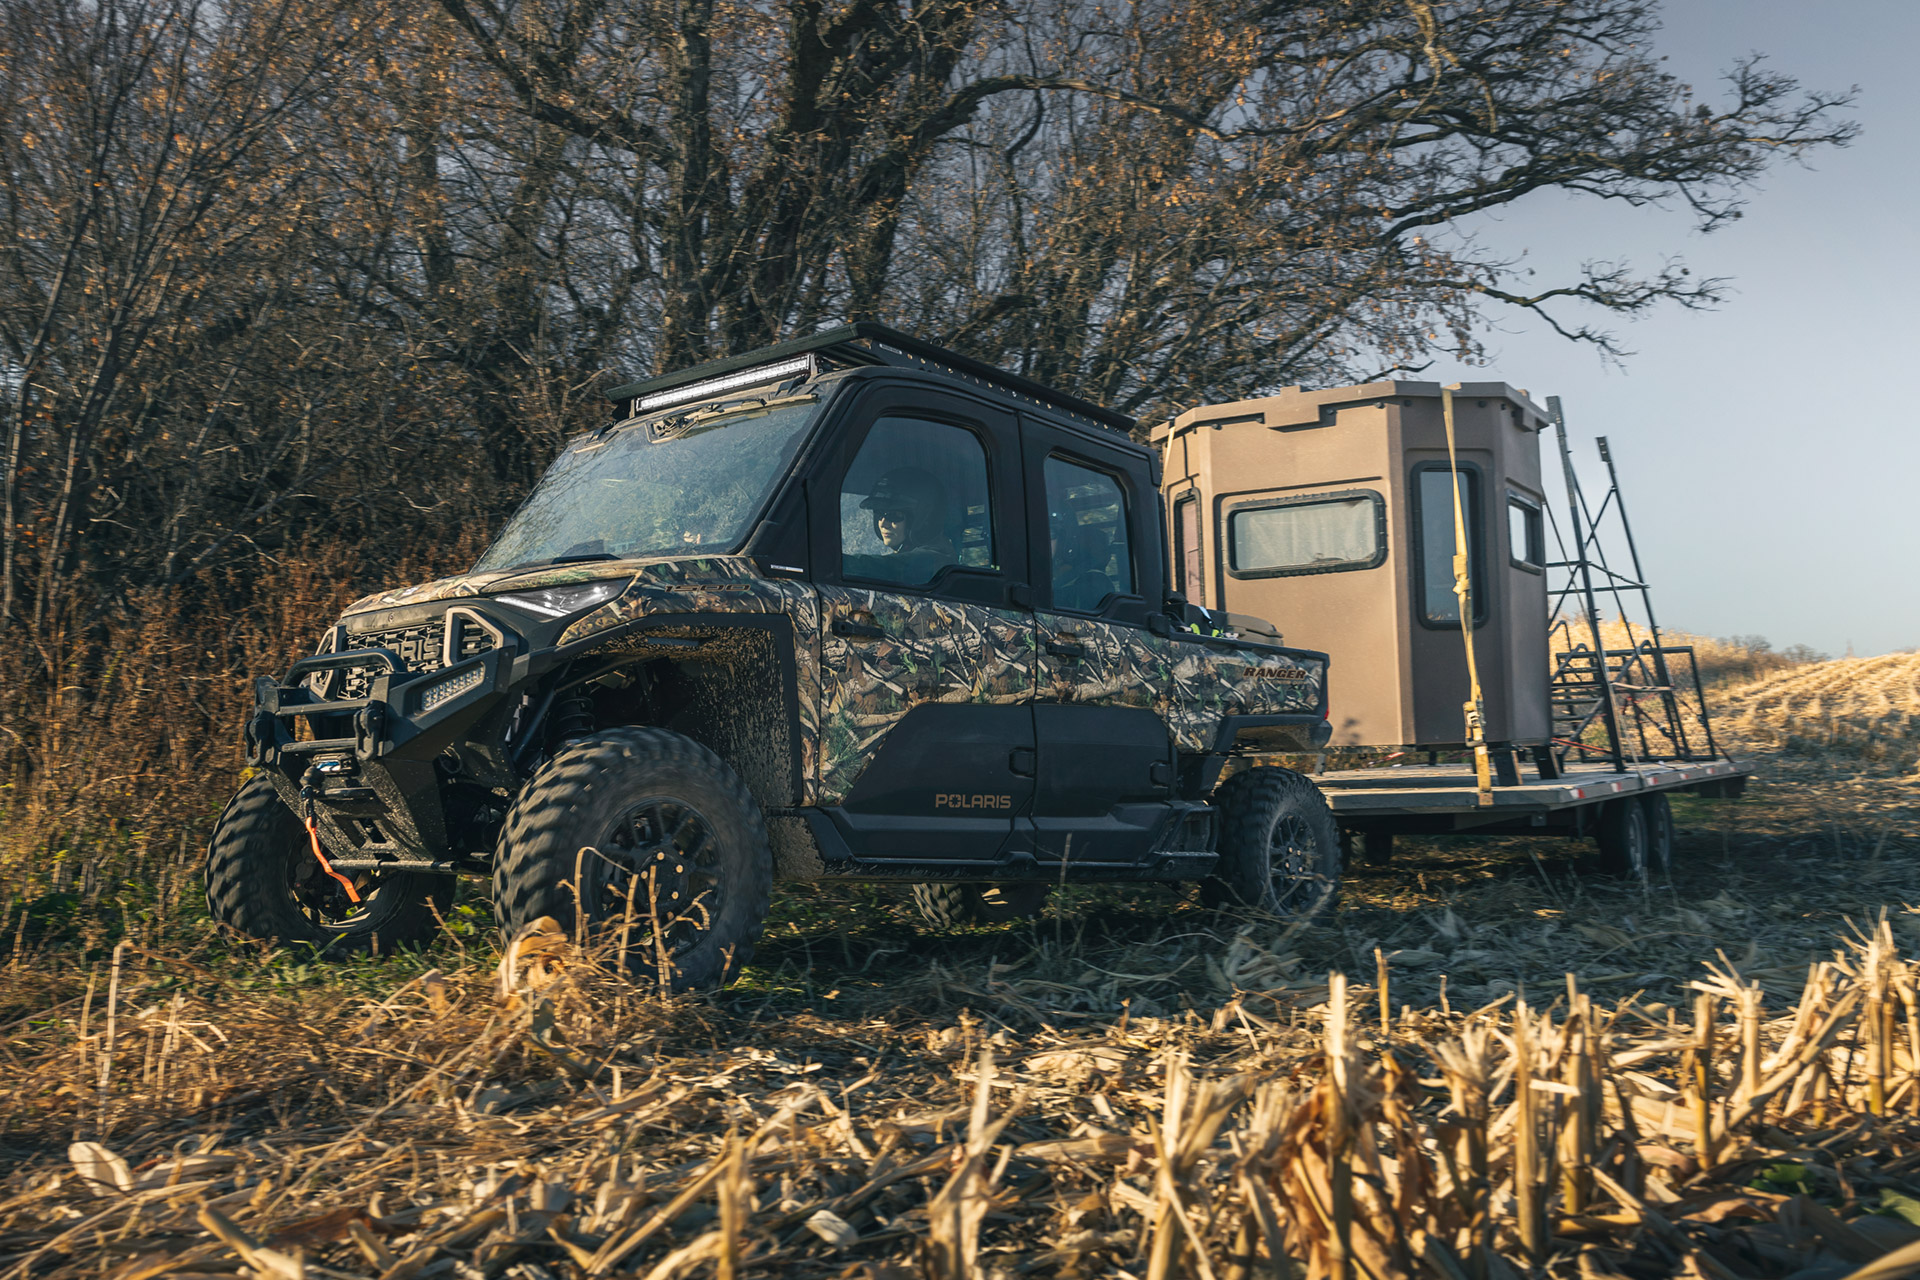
<box><xmin>604</xmin><ymin>322</ymin><xmax>1136</xmax><ymax>435</ymax></box>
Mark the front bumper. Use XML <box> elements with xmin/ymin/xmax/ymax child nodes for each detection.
<box><xmin>245</xmin><ymin>641</ymin><xmax>517</xmax><ymax>867</ymax></box>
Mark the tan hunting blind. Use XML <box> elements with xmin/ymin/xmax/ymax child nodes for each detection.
<box><xmin>1154</xmin><ymin>381</ymin><xmax>1555</xmax><ymax>754</ymax></box>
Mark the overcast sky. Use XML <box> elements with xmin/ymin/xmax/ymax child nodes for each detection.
<box><xmin>1413</xmin><ymin>0</ymin><xmax>1915</xmax><ymax>657</ymax></box>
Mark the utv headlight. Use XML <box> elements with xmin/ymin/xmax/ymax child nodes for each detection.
<box><xmin>495</xmin><ymin>579</ymin><xmax>626</xmax><ymax>618</ymax></box>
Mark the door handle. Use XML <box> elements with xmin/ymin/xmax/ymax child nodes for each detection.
<box><xmin>832</xmin><ymin>616</ymin><xmax>887</xmax><ymax>640</ymax></box>
<box><xmin>1008</xmin><ymin>747</ymin><xmax>1036</xmax><ymax>778</ymax></box>
<box><xmin>1046</xmin><ymin>640</ymin><xmax>1086</xmax><ymax>660</ymax></box>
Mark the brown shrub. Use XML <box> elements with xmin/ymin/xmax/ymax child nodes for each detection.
<box><xmin>0</xmin><ymin>535</ymin><xmax>487</xmax><ymax>933</ymax></box>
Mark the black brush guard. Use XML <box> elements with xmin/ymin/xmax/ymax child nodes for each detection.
<box><xmin>245</xmin><ymin>645</ymin><xmax>515</xmax><ymax>865</ymax></box>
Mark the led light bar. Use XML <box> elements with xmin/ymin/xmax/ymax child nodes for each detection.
<box><xmin>637</xmin><ymin>354</ymin><xmax>816</xmax><ymax>413</ymax></box>
<box><xmin>416</xmin><ymin>663</ymin><xmax>485</xmax><ymax>714</ymax></box>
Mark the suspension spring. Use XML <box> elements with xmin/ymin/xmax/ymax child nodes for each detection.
<box><xmin>553</xmin><ymin>691</ymin><xmax>595</xmax><ymax>742</ymax></box>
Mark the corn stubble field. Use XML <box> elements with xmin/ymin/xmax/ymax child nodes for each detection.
<box><xmin>2</xmin><ymin>649</ymin><xmax>1919</xmax><ymax>1280</ymax></box>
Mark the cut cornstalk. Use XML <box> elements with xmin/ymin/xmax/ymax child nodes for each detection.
<box><xmin>1690</xmin><ymin>993</ymin><xmax>1717</xmax><ymax>1170</ymax></box>
<box><xmin>1513</xmin><ymin>1002</ymin><xmax>1544</xmax><ymax>1264</ymax></box>
<box><xmin>1326</xmin><ymin>971</ymin><xmax>1353</xmax><ymax>1280</ymax></box>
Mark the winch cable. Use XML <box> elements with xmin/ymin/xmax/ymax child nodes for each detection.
<box><xmin>1441</xmin><ymin>387</ymin><xmax>1495</xmax><ymax>808</ymax></box>
<box><xmin>302</xmin><ymin>800</ymin><xmax>362</xmax><ymax>903</ymax></box>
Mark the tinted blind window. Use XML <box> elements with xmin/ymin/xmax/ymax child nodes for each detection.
<box><xmin>1416</xmin><ymin>467</ymin><xmax>1482</xmax><ymax>625</ymax></box>
<box><xmin>1044</xmin><ymin>457</ymin><xmax>1133</xmax><ymax>612</ymax></box>
<box><xmin>1229</xmin><ymin>495</ymin><xmax>1379</xmax><ymax>574</ymax></box>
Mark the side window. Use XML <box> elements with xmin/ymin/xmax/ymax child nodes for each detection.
<box><xmin>1508</xmin><ymin>493</ymin><xmax>1545</xmax><ymax>571</ymax></box>
<box><xmin>1044</xmin><ymin>456</ymin><xmax>1134</xmax><ymax>612</ymax></box>
<box><xmin>1173</xmin><ymin>493</ymin><xmax>1202</xmax><ymax>603</ymax></box>
<box><xmin>1413</xmin><ymin>464</ymin><xmax>1485</xmax><ymax>627</ymax></box>
<box><xmin>1226</xmin><ymin>491</ymin><xmax>1385</xmax><ymax>578</ymax></box>
<box><xmin>839</xmin><ymin>416</ymin><xmax>994</xmax><ymax>589</ymax></box>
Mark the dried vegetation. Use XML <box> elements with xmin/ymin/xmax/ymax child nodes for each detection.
<box><xmin>1719</xmin><ymin>653</ymin><xmax>1920</xmax><ymax>775</ymax></box>
<box><xmin>4</xmin><ymin>648</ymin><xmax>1919</xmax><ymax>1280</ymax></box>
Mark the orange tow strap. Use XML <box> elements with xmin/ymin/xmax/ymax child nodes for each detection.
<box><xmin>304</xmin><ymin>815</ymin><xmax>362</xmax><ymax>903</ymax></box>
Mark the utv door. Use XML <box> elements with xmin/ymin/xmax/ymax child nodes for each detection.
<box><xmin>809</xmin><ymin>385</ymin><xmax>1037</xmax><ymax>866</ymax></box>
<box><xmin>1021</xmin><ymin>418</ymin><xmax>1178</xmax><ymax>868</ymax></box>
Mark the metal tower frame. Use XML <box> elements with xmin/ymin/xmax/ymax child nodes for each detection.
<box><xmin>1543</xmin><ymin>397</ymin><xmax>1721</xmax><ymax>771</ymax></box>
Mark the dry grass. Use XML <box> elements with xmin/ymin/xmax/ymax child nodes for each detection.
<box><xmin>3</xmin><ymin>741</ymin><xmax>1920</xmax><ymax>1279</ymax></box>
<box><xmin>1553</xmin><ymin>620</ymin><xmax>1827</xmax><ymax>693</ymax></box>
<box><xmin>0</xmin><ymin>535</ymin><xmax>489</xmax><ymax>944</ymax></box>
<box><xmin>12</xmin><ymin>890</ymin><xmax>1920</xmax><ymax>1280</ymax></box>
<box><xmin>3</xmin><ymin>605</ymin><xmax>1918</xmax><ymax>1279</ymax></box>
<box><xmin>1716</xmin><ymin>652</ymin><xmax>1920</xmax><ymax>775</ymax></box>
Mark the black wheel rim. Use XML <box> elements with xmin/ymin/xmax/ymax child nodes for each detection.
<box><xmin>588</xmin><ymin>797</ymin><xmax>724</xmax><ymax>965</ymax></box>
<box><xmin>287</xmin><ymin>842</ymin><xmax>388</xmax><ymax>933</ymax></box>
<box><xmin>1268</xmin><ymin>813</ymin><xmax>1325</xmax><ymax>914</ymax></box>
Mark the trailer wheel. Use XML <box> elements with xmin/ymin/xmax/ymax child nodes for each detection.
<box><xmin>1595</xmin><ymin>797</ymin><xmax>1652</xmax><ymax>880</ymax></box>
<box><xmin>1203</xmin><ymin>767</ymin><xmax>1340</xmax><ymax>915</ymax></box>
<box><xmin>1640</xmin><ymin>792</ymin><xmax>1675</xmax><ymax>875</ymax></box>
<box><xmin>912</xmin><ymin>882</ymin><xmax>1050</xmax><ymax>929</ymax></box>
<box><xmin>204</xmin><ymin>775</ymin><xmax>451</xmax><ymax>955</ymax></box>
<box><xmin>492</xmin><ymin>727</ymin><xmax>771</xmax><ymax>991</ymax></box>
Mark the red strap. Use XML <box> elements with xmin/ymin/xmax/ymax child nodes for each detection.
<box><xmin>304</xmin><ymin>816</ymin><xmax>362</xmax><ymax>904</ymax></box>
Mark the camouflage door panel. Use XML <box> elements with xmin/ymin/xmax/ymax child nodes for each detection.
<box><xmin>816</xmin><ymin>586</ymin><xmax>1035</xmax><ymax>805</ymax></box>
<box><xmin>1034</xmin><ymin>612</ymin><xmax>1167</xmax><ymax>713</ymax></box>
<box><xmin>1035</xmin><ymin>612</ymin><xmax>1326</xmax><ymax>753</ymax></box>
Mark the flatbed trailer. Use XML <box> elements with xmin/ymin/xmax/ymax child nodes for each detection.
<box><xmin>1305</xmin><ymin>757</ymin><xmax>1752</xmax><ymax>866</ymax></box>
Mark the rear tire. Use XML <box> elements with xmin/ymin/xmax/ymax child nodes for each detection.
<box><xmin>913</xmin><ymin>882</ymin><xmax>1050</xmax><ymax>929</ymax></box>
<box><xmin>492</xmin><ymin>727</ymin><xmax>771</xmax><ymax>991</ymax></box>
<box><xmin>204</xmin><ymin>775</ymin><xmax>451</xmax><ymax>954</ymax></box>
<box><xmin>1640</xmin><ymin>792</ymin><xmax>1675</xmax><ymax>876</ymax></box>
<box><xmin>1202</xmin><ymin>767</ymin><xmax>1340</xmax><ymax>916</ymax></box>
<box><xmin>1596</xmin><ymin>797</ymin><xmax>1652</xmax><ymax>879</ymax></box>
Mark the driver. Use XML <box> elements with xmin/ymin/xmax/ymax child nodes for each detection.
<box><xmin>860</xmin><ymin>467</ymin><xmax>955</xmax><ymax>560</ymax></box>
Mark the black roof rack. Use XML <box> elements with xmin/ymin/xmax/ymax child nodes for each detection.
<box><xmin>603</xmin><ymin>322</ymin><xmax>1135</xmax><ymax>435</ymax></box>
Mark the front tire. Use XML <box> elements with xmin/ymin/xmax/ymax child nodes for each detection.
<box><xmin>204</xmin><ymin>775</ymin><xmax>451</xmax><ymax>954</ymax></box>
<box><xmin>492</xmin><ymin>727</ymin><xmax>772</xmax><ymax>991</ymax></box>
<box><xmin>1202</xmin><ymin>767</ymin><xmax>1341</xmax><ymax>915</ymax></box>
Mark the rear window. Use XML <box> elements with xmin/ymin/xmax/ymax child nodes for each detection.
<box><xmin>1226</xmin><ymin>491</ymin><xmax>1385</xmax><ymax>578</ymax></box>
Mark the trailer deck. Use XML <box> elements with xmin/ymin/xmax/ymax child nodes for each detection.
<box><xmin>1312</xmin><ymin>757</ymin><xmax>1751</xmax><ymax>833</ymax></box>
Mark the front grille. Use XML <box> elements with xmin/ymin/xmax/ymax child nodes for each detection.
<box><xmin>336</xmin><ymin>614</ymin><xmax>497</xmax><ymax>700</ymax></box>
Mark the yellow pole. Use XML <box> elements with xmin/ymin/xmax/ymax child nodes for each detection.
<box><xmin>1442</xmin><ymin>388</ymin><xmax>1494</xmax><ymax>806</ymax></box>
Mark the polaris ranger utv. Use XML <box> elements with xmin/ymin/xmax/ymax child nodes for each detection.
<box><xmin>208</xmin><ymin>324</ymin><xmax>1334</xmax><ymax>987</ymax></box>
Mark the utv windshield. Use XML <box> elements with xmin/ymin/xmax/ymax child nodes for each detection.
<box><xmin>472</xmin><ymin>399</ymin><xmax>820</xmax><ymax>573</ymax></box>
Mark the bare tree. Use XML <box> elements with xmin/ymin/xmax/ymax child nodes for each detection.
<box><xmin>0</xmin><ymin>0</ymin><xmax>1855</xmax><ymax>647</ymax></box>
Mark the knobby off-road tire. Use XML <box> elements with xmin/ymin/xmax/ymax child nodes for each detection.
<box><xmin>1595</xmin><ymin>795</ymin><xmax>1667</xmax><ymax>880</ymax></box>
<box><xmin>204</xmin><ymin>775</ymin><xmax>451</xmax><ymax>954</ymax></box>
<box><xmin>913</xmin><ymin>882</ymin><xmax>1050</xmax><ymax>929</ymax></box>
<box><xmin>1642</xmin><ymin>792</ymin><xmax>1675</xmax><ymax>874</ymax></box>
<box><xmin>492</xmin><ymin>727</ymin><xmax>771</xmax><ymax>991</ymax></box>
<box><xmin>1202</xmin><ymin>767</ymin><xmax>1342</xmax><ymax>915</ymax></box>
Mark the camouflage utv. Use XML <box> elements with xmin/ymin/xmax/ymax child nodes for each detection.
<box><xmin>208</xmin><ymin>324</ymin><xmax>1335</xmax><ymax>987</ymax></box>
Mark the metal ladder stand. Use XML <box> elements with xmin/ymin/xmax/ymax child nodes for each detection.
<box><xmin>1543</xmin><ymin>397</ymin><xmax>1721</xmax><ymax>774</ymax></box>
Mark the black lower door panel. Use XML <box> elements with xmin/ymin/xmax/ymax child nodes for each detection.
<box><xmin>1029</xmin><ymin>704</ymin><xmax>1176</xmax><ymax>866</ymax></box>
<box><xmin>822</xmin><ymin>703</ymin><xmax>1035</xmax><ymax>864</ymax></box>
